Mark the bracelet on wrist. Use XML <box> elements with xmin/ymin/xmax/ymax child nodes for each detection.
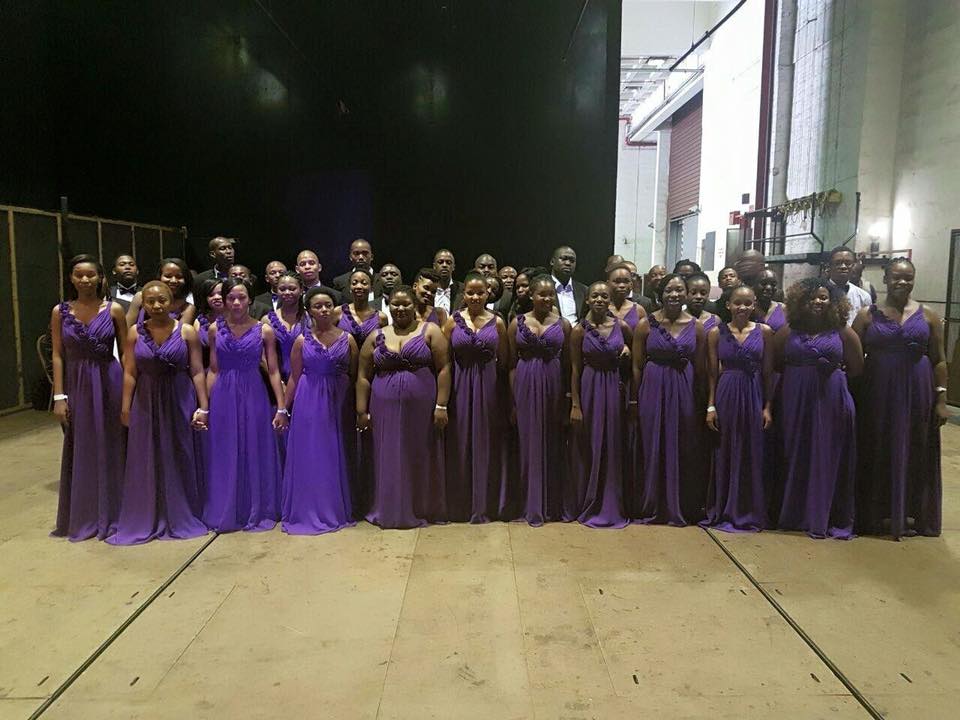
<box><xmin>276</xmin><ymin>408</ymin><xmax>290</xmax><ymax>416</ymax></box>
<box><xmin>53</xmin><ymin>394</ymin><xmax>68</xmax><ymax>402</ymax></box>
<box><xmin>435</xmin><ymin>404</ymin><xmax>447</xmax><ymax>411</ymax></box>
<box><xmin>707</xmin><ymin>405</ymin><xmax>717</xmax><ymax>412</ymax></box>
<box><xmin>936</xmin><ymin>386</ymin><xmax>948</xmax><ymax>394</ymax></box>
<box><xmin>195</xmin><ymin>408</ymin><xmax>209</xmax><ymax>415</ymax></box>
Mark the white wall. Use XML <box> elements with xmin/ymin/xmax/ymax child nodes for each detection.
<box><xmin>621</xmin><ymin>1</ymin><xmax>724</xmax><ymax>56</ymax></box>
<box><xmin>890</xmin><ymin>0</ymin><xmax>960</xmax><ymax>311</ymax></box>
<box><xmin>614</xmin><ymin>120</ymin><xmax>658</xmax><ymax>268</ymax></box>
<box><xmin>695</xmin><ymin>0</ymin><xmax>765</xmax><ymax>276</ymax></box>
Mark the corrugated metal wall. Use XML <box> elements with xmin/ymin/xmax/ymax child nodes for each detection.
<box><xmin>0</xmin><ymin>205</ymin><xmax>184</xmax><ymax>414</ymax></box>
<box><xmin>667</xmin><ymin>94</ymin><xmax>703</xmax><ymax>221</ymax></box>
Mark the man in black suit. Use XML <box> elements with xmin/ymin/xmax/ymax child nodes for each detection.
<box><xmin>432</xmin><ymin>248</ymin><xmax>462</xmax><ymax>312</ymax></box>
<box><xmin>375</xmin><ymin>263</ymin><xmax>402</xmax><ymax>322</ymax></box>
<box><xmin>332</xmin><ymin>239</ymin><xmax>377</xmax><ymax>297</ymax></box>
<box><xmin>294</xmin><ymin>249</ymin><xmax>342</xmax><ymax>305</ymax></box>
<box><xmin>194</xmin><ymin>236</ymin><xmax>236</xmax><ymax>283</ymax></box>
<box><xmin>108</xmin><ymin>254</ymin><xmax>140</xmax><ymax>312</ymax></box>
<box><xmin>253</xmin><ymin>260</ymin><xmax>287</xmax><ymax>313</ymax></box>
<box><xmin>550</xmin><ymin>245</ymin><xmax>587</xmax><ymax>324</ymax></box>
<box><xmin>229</xmin><ymin>264</ymin><xmax>272</xmax><ymax>319</ymax></box>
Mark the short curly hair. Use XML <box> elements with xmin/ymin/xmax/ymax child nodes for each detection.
<box><xmin>784</xmin><ymin>277</ymin><xmax>849</xmax><ymax>333</ymax></box>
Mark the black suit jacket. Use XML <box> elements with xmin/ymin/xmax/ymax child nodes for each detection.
<box><xmin>108</xmin><ymin>284</ymin><xmax>139</xmax><ymax>312</ymax></box>
<box><xmin>333</xmin><ymin>269</ymin><xmax>382</xmax><ymax>295</ymax></box>
<box><xmin>572</xmin><ymin>279</ymin><xmax>588</xmax><ymax>318</ymax></box>
<box><xmin>250</xmin><ymin>300</ymin><xmax>272</xmax><ymax>320</ymax></box>
<box><xmin>446</xmin><ymin>280</ymin><xmax>464</xmax><ymax>311</ymax></box>
<box><xmin>194</xmin><ymin>268</ymin><xmax>229</xmax><ymax>284</ymax></box>
<box><xmin>253</xmin><ymin>291</ymin><xmax>276</xmax><ymax>311</ymax></box>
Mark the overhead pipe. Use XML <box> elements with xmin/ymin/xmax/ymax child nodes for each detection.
<box><xmin>770</xmin><ymin>0</ymin><xmax>798</xmax><ymax>255</ymax></box>
<box><xmin>752</xmin><ymin>0</ymin><xmax>778</xmax><ymax>247</ymax></box>
<box><xmin>668</xmin><ymin>0</ymin><xmax>748</xmax><ymax>72</ymax></box>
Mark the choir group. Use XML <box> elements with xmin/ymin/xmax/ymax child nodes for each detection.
<box><xmin>49</xmin><ymin>237</ymin><xmax>947</xmax><ymax>545</ymax></box>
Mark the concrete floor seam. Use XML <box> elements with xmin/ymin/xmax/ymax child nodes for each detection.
<box><xmin>702</xmin><ymin>527</ymin><xmax>884</xmax><ymax>720</ymax></box>
<box><xmin>27</xmin><ymin>533</ymin><xmax>221</xmax><ymax>720</ymax></box>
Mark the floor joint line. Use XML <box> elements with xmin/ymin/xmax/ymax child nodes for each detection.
<box><xmin>702</xmin><ymin>527</ymin><xmax>883</xmax><ymax>720</ymax></box>
<box><xmin>28</xmin><ymin>532</ymin><xmax>220</xmax><ymax>719</ymax></box>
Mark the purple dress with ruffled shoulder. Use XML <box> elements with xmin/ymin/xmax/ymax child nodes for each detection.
<box><xmin>575</xmin><ymin>317</ymin><xmax>627</xmax><ymax>528</ymax></box>
<box><xmin>448</xmin><ymin>312</ymin><xmax>503</xmax><ymax>523</ymax></box>
<box><xmin>366</xmin><ymin>324</ymin><xmax>446</xmax><ymax>528</ymax></box>
<box><xmin>54</xmin><ymin>302</ymin><xmax>124</xmax><ymax>541</ymax></box>
<box><xmin>858</xmin><ymin>307</ymin><xmax>941</xmax><ymax>538</ymax></box>
<box><xmin>702</xmin><ymin>323</ymin><xmax>767</xmax><ymax>532</ymax></box>
<box><xmin>636</xmin><ymin>317</ymin><xmax>697</xmax><ymax>526</ymax></box>
<box><xmin>203</xmin><ymin>322</ymin><xmax>281</xmax><ymax>532</ymax></box>
<box><xmin>109</xmin><ymin>322</ymin><xmax>207</xmax><ymax>544</ymax></box>
<box><xmin>338</xmin><ymin>304</ymin><xmax>380</xmax><ymax>347</ymax></box>
<box><xmin>266</xmin><ymin>310</ymin><xmax>304</xmax><ymax>382</ymax></box>
<box><xmin>777</xmin><ymin>330</ymin><xmax>856</xmax><ymax>538</ymax></box>
<box><xmin>513</xmin><ymin>315</ymin><xmax>565</xmax><ymax>526</ymax></box>
<box><xmin>621</xmin><ymin>303</ymin><xmax>641</xmax><ymax>519</ymax></box>
<box><xmin>282</xmin><ymin>331</ymin><xmax>355</xmax><ymax>534</ymax></box>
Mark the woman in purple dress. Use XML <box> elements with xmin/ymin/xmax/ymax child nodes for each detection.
<box><xmin>335</xmin><ymin>268</ymin><xmax>386</xmax><ymax>519</ymax></box>
<box><xmin>703</xmin><ymin>286</ymin><xmax>773</xmax><ymax>532</ymax></box>
<box><xmin>570</xmin><ymin>282</ymin><xmax>633</xmax><ymax>528</ymax></box>
<box><xmin>754</xmin><ymin>270</ymin><xmax>786</xmax><ymax>330</ymax></box>
<box><xmin>357</xmin><ymin>286</ymin><xmax>450</xmax><ymax>528</ymax></box>
<box><xmin>281</xmin><ymin>287</ymin><xmax>359</xmax><ymax>534</ymax></box>
<box><xmin>508</xmin><ymin>276</ymin><xmax>571</xmax><ymax>526</ymax></box>
<box><xmin>51</xmin><ymin>254</ymin><xmax>127</xmax><ymax>541</ymax></box>
<box><xmin>262</xmin><ymin>270</ymin><xmax>305</xmax><ymax>385</ymax></box>
<box><xmin>109</xmin><ymin>281</ymin><xmax>209</xmax><ymax>544</ymax></box>
<box><xmin>607</xmin><ymin>263</ymin><xmax>644</xmax><ymax>518</ymax></box>
<box><xmin>193</xmin><ymin>279</ymin><xmax>224</xmax><ymax>366</ymax></box>
<box><xmin>413</xmin><ymin>268</ymin><xmax>448</xmax><ymax>327</ymax></box>
<box><xmin>686</xmin><ymin>272</ymin><xmax>720</xmax><ymax>333</ymax></box>
<box><xmin>204</xmin><ymin>278</ymin><xmax>288</xmax><ymax>532</ymax></box>
<box><xmin>337</xmin><ymin>269</ymin><xmax>388</xmax><ymax>346</ymax></box>
<box><xmin>632</xmin><ymin>274</ymin><xmax>706</xmax><ymax>526</ymax></box>
<box><xmin>442</xmin><ymin>273</ymin><xmax>509</xmax><ymax>522</ymax></box>
<box><xmin>125</xmin><ymin>258</ymin><xmax>196</xmax><ymax>328</ymax></box>
<box><xmin>852</xmin><ymin>258</ymin><xmax>947</xmax><ymax>539</ymax></box>
<box><xmin>773</xmin><ymin>278</ymin><xmax>863</xmax><ymax>539</ymax></box>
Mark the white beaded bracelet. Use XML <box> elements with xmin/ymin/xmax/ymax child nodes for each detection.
<box><xmin>195</xmin><ymin>409</ymin><xmax>209</xmax><ymax>415</ymax></box>
<box><xmin>53</xmin><ymin>394</ymin><xmax>68</xmax><ymax>402</ymax></box>
<box><xmin>435</xmin><ymin>404</ymin><xmax>447</xmax><ymax>411</ymax></box>
<box><xmin>707</xmin><ymin>405</ymin><xmax>717</xmax><ymax>412</ymax></box>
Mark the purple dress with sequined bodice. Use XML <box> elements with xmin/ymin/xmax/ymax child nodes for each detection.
<box><xmin>366</xmin><ymin>324</ymin><xmax>446</xmax><ymax>528</ymax></box>
<box><xmin>702</xmin><ymin>323</ymin><xmax>768</xmax><ymax>532</ymax></box>
<box><xmin>858</xmin><ymin>307</ymin><xmax>940</xmax><ymax>538</ymax></box>
<box><xmin>281</xmin><ymin>331</ymin><xmax>355</xmax><ymax>534</ymax></box>
<box><xmin>512</xmin><ymin>315</ymin><xmax>565</xmax><ymax>526</ymax></box>
<box><xmin>777</xmin><ymin>330</ymin><xmax>856</xmax><ymax>538</ymax></box>
<box><xmin>203</xmin><ymin>322</ymin><xmax>281</xmax><ymax>532</ymax></box>
<box><xmin>109</xmin><ymin>323</ymin><xmax>207</xmax><ymax>544</ymax></box>
<box><xmin>574</xmin><ymin>318</ymin><xmax>628</xmax><ymax>528</ymax></box>
<box><xmin>53</xmin><ymin>302</ymin><xmax>124</xmax><ymax>541</ymax></box>
<box><xmin>636</xmin><ymin>317</ymin><xmax>697</xmax><ymax>526</ymax></box>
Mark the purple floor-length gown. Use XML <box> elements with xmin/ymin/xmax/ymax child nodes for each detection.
<box><xmin>513</xmin><ymin>315</ymin><xmax>565</xmax><ymax>526</ymax></box>
<box><xmin>54</xmin><ymin>302</ymin><xmax>124</xmax><ymax>541</ymax></box>
<box><xmin>448</xmin><ymin>313</ymin><xmax>503</xmax><ymax>523</ymax></box>
<box><xmin>281</xmin><ymin>331</ymin><xmax>355</xmax><ymax>534</ymax></box>
<box><xmin>857</xmin><ymin>307</ymin><xmax>941</xmax><ymax>538</ymax></box>
<box><xmin>777</xmin><ymin>330</ymin><xmax>856</xmax><ymax>539</ymax></box>
<box><xmin>575</xmin><ymin>318</ymin><xmax>627</xmax><ymax>528</ymax></box>
<box><xmin>702</xmin><ymin>324</ymin><xmax>767</xmax><ymax>532</ymax></box>
<box><xmin>338</xmin><ymin>304</ymin><xmax>380</xmax><ymax>518</ymax></box>
<box><xmin>620</xmin><ymin>303</ymin><xmax>641</xmax><ymax>519</ymax></box>
<box><xmin>108</xmin><ymin>323</ymin><xmax>207</xmax><ymax>544</ymax></box>
<box><xmin>636</xmin><ymin>317</ymin><xmax>697</xmax><ymax>526</ymax></box>
<box><xmin>204</xmin><ymin>322</ymin><xmax>281</xmax><ymax>532</ymax></box>
<box><xmin>366</xmin><ymin>325</ymin><xmax>446</xmax><ymax>528</ymax></box>
<box><xmin>758</xmin><ymin>303</ymin><xmax>786</xmax><ymax>516</ymax></box>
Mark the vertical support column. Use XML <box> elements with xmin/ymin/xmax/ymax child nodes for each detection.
<box><xmin>96</xmin><ymin>219</ymin><xmax>103</xmax><ymax>264</ymax></box>
<box><xmin>56</xmin><ymin>214</ymin><xmax>64</xmax><ymax>299</ymax></box>
<box><xmin>130</xmin><ymin>224</ymin><xmax>137</xmax><ymax>259</ymax></box>
<box><xmin>7</xmin><ymin>210</ymin><xmax>25</xmax><ymax>407</ymax></box>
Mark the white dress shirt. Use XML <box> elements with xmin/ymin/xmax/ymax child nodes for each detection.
<box><xmin>553</xmin><ymin>275</ymin><xmax>578</xmax><ymax>325</ymax></box>
<box><xmin>831</xmin><ymin>280</ymin><xmax>872</xmax><ymax>325</ymax></box>
<box><xmin>434</xmin><ymin>285</ymin><xmax>452</xmax><ymax>312</ymax></box>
